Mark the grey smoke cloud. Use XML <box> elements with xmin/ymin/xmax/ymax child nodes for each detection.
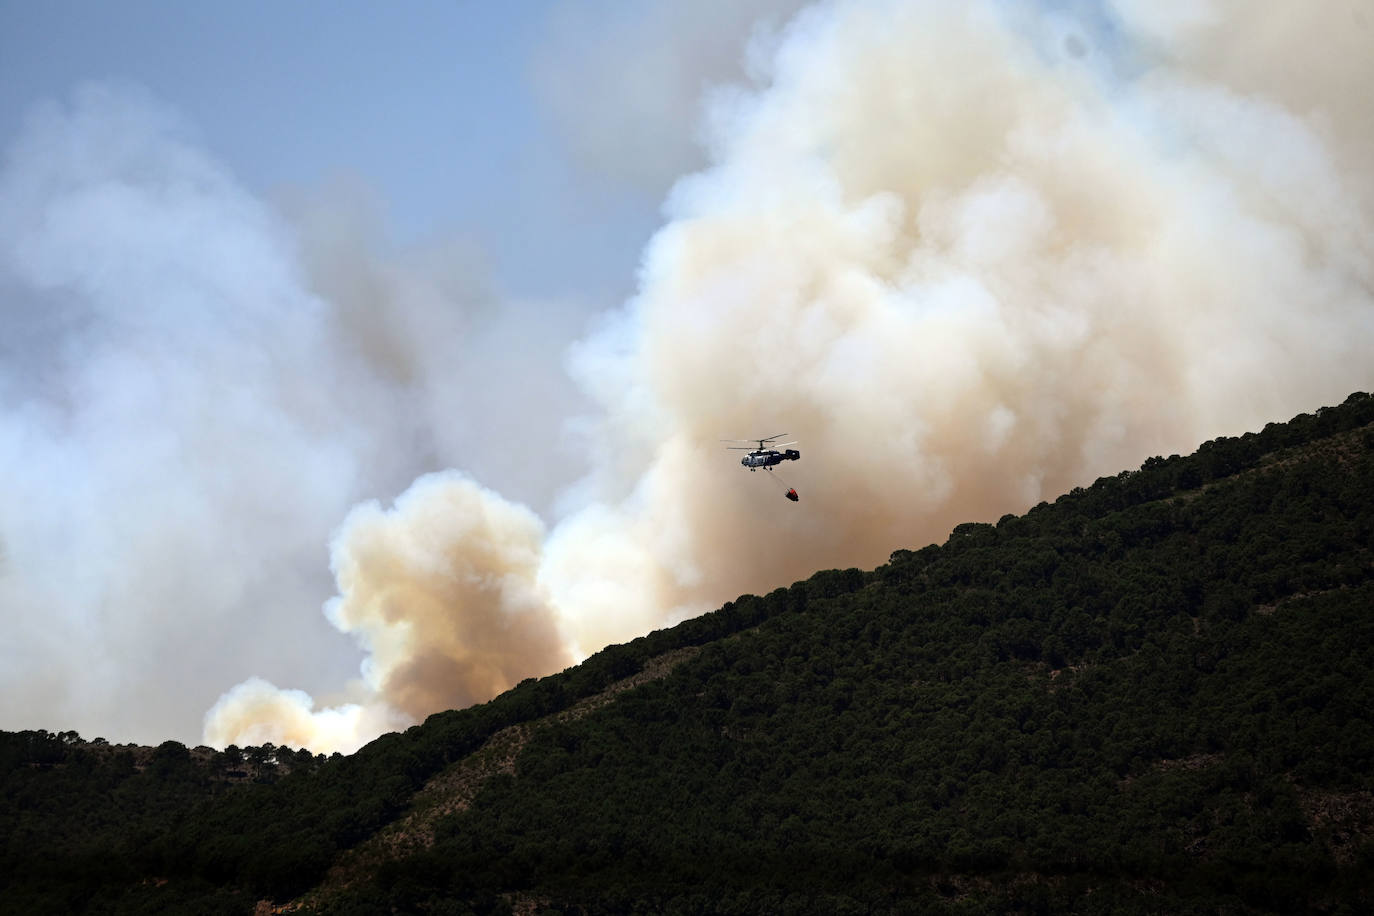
<box><xmin>0</xmin><ymin>85</ymin><xmax>369</xmax><ymax>743</ymax></box>
<box><xmin>0</xmin><ymin>85</ymin><xmax>586</xmax><ymax>747</ymax></box>
<box><xmin>277</xmin><ymin>181</ymin><xmax>594</xmax><ymax>515</ymax></box>
<box><xmin>533</xmin><ymin>0</ymin><xmax>812</xmax><ymax>194</ymax></box>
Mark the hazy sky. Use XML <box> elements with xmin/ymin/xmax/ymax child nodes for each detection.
<box><xmin>3</xmin><ymin>0</ymin><xmax>1372</xmax><ymax>751</ymax></box>
<box><xmin>0</xmin><ymin>0</ymin><xmax>666</xmax><ymax>302</ymax></box>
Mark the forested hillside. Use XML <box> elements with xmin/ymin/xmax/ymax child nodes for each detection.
<box><xmin>4</xmin><ymin>393</ymin><xmax>1373</xmax><ymax>914</ymax></box>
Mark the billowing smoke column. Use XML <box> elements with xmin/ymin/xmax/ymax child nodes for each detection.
<box><xmin>0</xmin><ymin>86</ymin><xmax>579</xmax><ymax>748</ymax></box>
<box><xmin>0</xmin><ymin>85</ymin><xmax>383</xmax><ymax>745</ymax></box>
<box><xmin>202</xmin><ymin>0</ymin><xmax>1374</xmax><ymax>753</ymax></box>
<box><xmin>206</xmin><ymin>472</ymin><xmax>570</xmax><ymax>752</ymax></box>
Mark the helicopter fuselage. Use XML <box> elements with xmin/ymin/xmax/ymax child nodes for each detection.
<box><xmin>741</xmin><ymin>448</ymin><xmax>800</xmax><ymax>470</ymax></box>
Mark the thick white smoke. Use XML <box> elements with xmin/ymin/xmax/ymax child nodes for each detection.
<box><xmin>0</xmin><ymin>86</ymin><xmax>584</xmax><ymax>746</ymax></box>
<box><xmin>205</xmin><ymin>471</ymin><xmax>571</xmax><ymax>754</ymax></box>
<box><xmin>205</xmin><ymin>0</ymin><xmax>1374</xmax><ymax>753</ymax></box>
<box><xmin>0</xmin><ymin>85</ymin><xmax>375</xmax><ymax>743</ymax></box>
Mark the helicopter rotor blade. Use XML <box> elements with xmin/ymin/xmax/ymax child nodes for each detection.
<box><xmin>722</xmin><ymin>434</ymin><xmax>797</xmax><ymax>450</ymax></box>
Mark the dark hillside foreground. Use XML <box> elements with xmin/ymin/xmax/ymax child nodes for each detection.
<box><xmin>3</xmin><ymin>392</ymin><xmax>1373</xmax><ymax>914</ymax></box>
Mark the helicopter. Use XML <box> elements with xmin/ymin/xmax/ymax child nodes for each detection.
<box><xmin>722</xmin><ymin>434</ymin><xmax>801</xmax><ymax>500</ymax></box>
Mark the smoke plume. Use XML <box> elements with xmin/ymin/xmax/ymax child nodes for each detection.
<box><xmin>0</xmin><ymin>85</ymin><xmax>375</xmax><ymax>743</ymax></box>
<box><xmin>5</xmin><ymin>2</ymin><xmax>1371</xmax><ymax>753</ymax></box>
<box><xmin>205</xmin><ymin>472</ymin><xmax>571</xmax><ymax>753</ymax></box>
<box><xmin>203</xmin><ymin>0</ymin><xmax>1374</xmax><ymax>753</ymax></box>
<box><xmin>0</xmin><ymin>86</ymin><xmax>582</xmax><ymax>746</ymax></box>
<box><xmin>533</xmin><ymin>0</ymin><xmax>812</xmax><ymax>193</ymax></box>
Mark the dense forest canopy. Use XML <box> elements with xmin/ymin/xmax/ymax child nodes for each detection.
<box><xmin>3</xmin><ymin>393</ymin><xmax>1372</xmax><ymax>914</ymax></box>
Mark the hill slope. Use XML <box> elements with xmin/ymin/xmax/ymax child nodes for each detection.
<box><xmin>3</xmin><ymin>393</ymin><xmax>1373</xmax><ymax>914</ymax></box>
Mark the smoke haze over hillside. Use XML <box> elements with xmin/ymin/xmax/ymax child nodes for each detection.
<box><xmin>3</xmin><ymin>1</ymin><xmax>1372</xmax><ymax>753</ymax></box>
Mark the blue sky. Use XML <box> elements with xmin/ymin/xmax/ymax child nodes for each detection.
<box><xmin>0</xmin><ymin>0</ymin><xmax>662</xmax><ymax>302</ymax></box>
